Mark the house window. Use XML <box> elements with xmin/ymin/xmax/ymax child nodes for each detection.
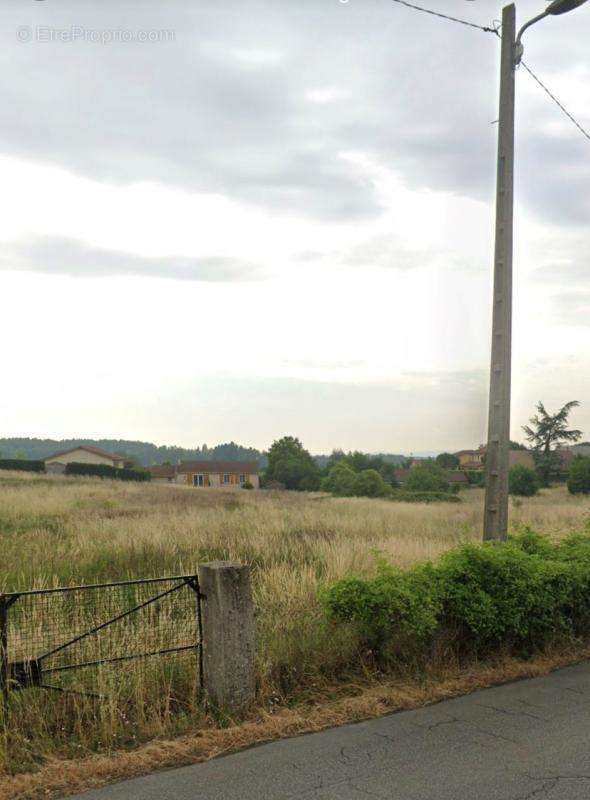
<box><xmin>223</xmin><ymin>473</ymin><xmax>230</xmax><ymax>484</ymax></box>
<box><xmin>239</xmin><ymin>474</ymin><xmax>246</xmax><ymax>484</ymax></box>
<box><xmin>193</xmin><ymin>474</ymin><xmax>204</xmax><ymax>487</ymax></box>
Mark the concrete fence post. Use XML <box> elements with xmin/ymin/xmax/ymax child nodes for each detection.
<box><xmin>197</xmin><ymin>561</ymin><xmax>255</xmax><ymax>713</ymax></box>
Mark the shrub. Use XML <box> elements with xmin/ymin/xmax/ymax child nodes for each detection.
<box><xmin>321</xmin><ymin>559</ymin><xmax>440</xmax><ymax>659</ymax></box>
<box><xmin>321</xmin><ymin>531</ymin><xmax>590</xmax><ymax>664</ymax></box>
<box><xmin>509</xmin><ymin>465</ymin><xmax>541</xmax><ymax>497</ymax></box>
<box><xmin>351</xmin><ymin>469</ymin><xmax>391</xmax><ymax>498</ymax></box>
<box><xmin>262</xmin><ymin>479</ymin><xmax>286</xmax><ymax>490</ymax></box>
<box><xmin>435</xmin><ymin>453</ymin><xmax>460</xmax><ymax>469</ymax></box>
<box><xmin>65</xmin><ymin>463</ymin><xmax>151</xmax><ymax>482</ymax></box>
<box><xmin>466</xmin><ymin>471</ymin><xmax>484</xmax><ymax>487</ymax></box>
<box><xmin>241</xmin><ymin>480</ymin><xmax>254</xmax><ymax>490</ymax></box>
<box><xmin>321</xmin><ymin>462</ymin><xmax>357</xmax><ymax>496</ymax></box>
<box><xmin>0</xmin><ymin>459</ymin><xmax>45</xmax><ymax>473</ymax></box>
<box><xmin>390</xmin><ymin>490</ymin><xmax>461</xmax><ymax>504</ymax></box>
<box><xmin>405</xmin><ymin>462</ymin><xmax>450</xmax><ymax>493</ymax></box>
<box><xmin>567</xmin><ymin>456</ymin><xmax>590</xmax><ymax>495</ymax></box>
<box><xmin>436</xmin><ymin>541</ymin><xmax>572</xmax><ymax>653</ymax></box>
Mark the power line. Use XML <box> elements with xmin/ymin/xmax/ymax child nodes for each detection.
<box><xmin>520</xmin><ymin>61</ymin><xmax>590</xmax><ymax>143</ymax></box>
<box><xmin>389</xmin><ymin>0</ymin><xmax>590</xmax><ymax>144</ymax></box>
<box><xmin>389</xmin><ymin>0</ymin><xmax>498</xmax><ymax>34</ymax></box>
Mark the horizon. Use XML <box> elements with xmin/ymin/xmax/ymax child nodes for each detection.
<box><xmin>1</xmin><ymin>434</ymin><xmax>566</xmax><ymax>460</ymax></box>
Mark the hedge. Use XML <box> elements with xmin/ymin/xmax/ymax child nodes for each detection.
<box><xmin>567</xmin><ymin>456</ymin><xmax>590</xmax><ymax>495</ymax></box>
<box><xmin>0</xmin><ymin>459</ymin><xmax>45</xmax><ymax>473</ymax></box>
<box><xmin>65</xmin><ymin>463</ymin><xmax>151</xmax><ymax>482</ymax></box>
<box><xmin>321</xmin><ymin>530</ymin><xmax>590</xmax><ymax>665</ymax></box>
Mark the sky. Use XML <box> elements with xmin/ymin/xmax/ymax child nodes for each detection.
<box><xmin>0</xmin><ymin>0</ymin><xmax>588</xmax><ymax>454</ymax></box>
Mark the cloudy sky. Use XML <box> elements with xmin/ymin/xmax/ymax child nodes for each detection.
<box><xmin>0</xmin><ymin>0</ymin><xmax>588</xmax><ymax>454</ymax></box>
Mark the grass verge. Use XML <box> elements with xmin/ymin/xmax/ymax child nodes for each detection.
<box><xmin>3</xmin><ymin>641</ymin><xmax>590</xmax><ymax>800</ymax></box>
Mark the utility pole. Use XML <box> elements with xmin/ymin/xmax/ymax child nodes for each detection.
<box><xmin>483</xmin><ymin>3</ymin><xmax>516</xmax><ymax>541</ymax></box>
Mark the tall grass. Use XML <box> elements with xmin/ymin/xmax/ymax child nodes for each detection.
<box><xmin>1</xmin><ymin>471</ymin><xmax>589</xmax><ymax>775</ymax></box>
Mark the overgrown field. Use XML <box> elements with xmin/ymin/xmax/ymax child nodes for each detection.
<box><xmin>1</xmin><ymin>470</ymin><xmax>590</xmax><ymax>777</ymax></box>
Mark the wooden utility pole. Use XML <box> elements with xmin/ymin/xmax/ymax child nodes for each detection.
<box><xmin>483</xmin><ymin>3</ymin><xmax>516</xmax><ymax>541</ymax></box>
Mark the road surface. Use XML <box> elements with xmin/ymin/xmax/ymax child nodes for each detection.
<box><xmin>69</xmin><ymin>661</ymin><xmax>590</xmax><ymax>799</ymax></box>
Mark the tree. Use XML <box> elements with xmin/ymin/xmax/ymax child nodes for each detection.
<box><xmin>351</xmin><ymin>469</ymin><xmax>390</xmax><ymax>498</ymax></box>
<box><xmin>567</xmin><ymin>456</ymin><xmax>590</xmax><ymax>495</ymax></box>
<box><xmin>264</xmin><ymin>436</ymin><xmax>320</xmax><ymax>491</ymax></box>
<box><xmin>321</xmin><ymin>462</ymin><xmax>357</xmax><ymax>496</ymax></box>
<box><xmin>523</xmin><ymin>401</ymin><xmax>582</xmax><ymax>486</ymax></box>
<box><xmin>406</xmin><ymin>462</ymin><xmax>450</xmax><ymax>493</ymax></box>
<box><xmin>325</xmin><ymin>449</ymin><xmax>347</xmax><ymax>471</ymax></box>
<box><xmin>324</xmin><ymin>450</ymin><xmax>398</xmax><ymax>486</ymax></box>
<box><xmin>436</xmin><ymin>453</ymin><xmax>459</xmax><ymax>469</ymax></box>
<box><xmin>509</xmin><ymin>465</ymin><xmax>540</xmax><ymax>497</ymax></box>
<box><xmin>509</xmin><ymin>440</ymin><xmax>528</xmax><ymax>451</ymax></box>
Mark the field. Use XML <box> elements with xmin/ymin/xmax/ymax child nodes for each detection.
<box><xmin>1</xmin><ymin>470</ymin><xmax>590</xmax><ymax>786</ymax></box>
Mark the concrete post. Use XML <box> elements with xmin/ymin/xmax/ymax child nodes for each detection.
<box><xmin>484</xmin><ymin>3</ymin><xmax>516</xmax><ymax>541</ymax></box>
<box><xmin>197</xmin><ymin>561</ymin><xmax>255</xmax><ymax>713</ymax></box>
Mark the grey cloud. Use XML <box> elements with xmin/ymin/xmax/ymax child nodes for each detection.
<box><xmin>0</xmin><ymin>0</ymin><xmax>586</xmax><ymax>226</ymax></box>
<box><xmin>550</xmin><ymin>290</ymin><xmax>590</xmax><ymax>326</ymax></box>
<box><xmin>400</xmin><ymin>368</ymin><xmax>486</xmax><ymax>387</ymax></box>
<box><xmin>167</xmin><ymin>371</ymin><xmax>489</xmax><ymax>452</ymax></box>
<box><xmin>539</xmin><ymin>238</ymin><xmax>590</xmax><ymax>327</ymax></box>
<box><xmin>281</xmin><ymin>358</ymin><xmax>366</xmax><ymax>370</ymax></box>
<box><xmin>0</xmin><ymin>236</ymin><xmax>260</xmax><ymax>281</ymax></box>
<box><xmin>339</xmin><ymin>235</ymin><xmax>487</xmax><ymax>272</ymax></box>
<box><xmin>534</xmin><ymin>261</ymin><xmax>590</xmax><ymax>287</ymax></box>
<box><xmin>342</xmin><ymin>234</ymin><xmax>426</xmax><ymax>270</ymax></box>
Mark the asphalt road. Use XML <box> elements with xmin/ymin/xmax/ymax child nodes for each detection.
<box><xmin>70</xmin><ymin>661</ymin><xmax>590</xmax><ymax>800</ymax></box>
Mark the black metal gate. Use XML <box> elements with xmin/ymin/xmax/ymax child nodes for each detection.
<box><xmin>0</xmin><ymin>575</ymin><xmax>203</xmax><ymax>700</ymax></box>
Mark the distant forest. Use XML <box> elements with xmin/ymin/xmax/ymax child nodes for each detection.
<box><xmin>0</xmin><ymin>438</ymin><xmax>265</xmax><ymax>467</ymax></box>
<box><xmin>0</xmin><ymin>438</ymin><xmax>408</xmax><ymax>469</ymax></box>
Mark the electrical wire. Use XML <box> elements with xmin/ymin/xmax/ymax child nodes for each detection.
<box><xmin>520</xmin><ymin>60</ymin><xmax>590</xmax><ymax>143</ymax></box>
<box><xmin>389</xmin><ymin>0</ymin><xmax>498</xmax><ymax>34</ymax></box>
<box><xmin>390</xmin><ymin>0</ymin><xmax>589</xmax><ymax>143</ymax></box>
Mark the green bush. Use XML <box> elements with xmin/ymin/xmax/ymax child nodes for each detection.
<box><xmin>321</xmin><ymin>559</ymin><xmax>440</xmax><ymax>657</ymax></box>
<box><xmin>65</xmin><ymin>463</ymin><xmax>150</xmax><ymax>482</ymax></box>
<box><xmin>321</xmin><ymin>462</ymin><xmax>357</xmax><ymax>496</ymax></box>
<box><xmin>390</xmin><ymin>490</ymin><xmax>461</xmax><ymax>504</ymax></box>
<box><xmin>321</xmin><ymin>530</ymin><xmax>590</xmax><ymax>665</ymax></box>
<box><xmin>567</xmin><ymin>456</ymin><xmax>590</xmax><ymax>495</ymax></box>
<box><xmin>405</xmin><ymin>462</ymin><xmax>450</xmax><ymax>493</ymax></box>
<box><xmin>0</xmin><ymin>459</ymin><xmax>45</xmax><ymax>473</ymax></box>
<box><xmin>509</xmin><ymin>465</ymin><xmax>541</xmax><ymax>497</ymax></box>
<box><xmin>241</xmin><ymin>480</ymin><xmax>254</xmax><ymax>490</ymax></box>
<box><xmin>351</xmin><ymin>469</ymin><xmax>391</xmax><ymax>498</ymax></box>
<box><xmin>466</xmin><ymin>471</ymin><xmax>484</xmax><ymax>487</ymax></box>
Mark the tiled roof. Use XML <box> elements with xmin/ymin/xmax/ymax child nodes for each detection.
<box><xmin>147</xmin><ymin>464</ymin><xmax>176</xmax><ymax>478</ymax></box>
<box><xmin>177</xmin><ymin>460</ymin><xmax>259</xmax><ymax>474</ymax></box>
<box><xmin>447</xmin><ymin>471</ymin><xmax>470</xmax><ymax>483</ymax></box>
<box><xmin>45</xmin><ymin>445</ymin><xmax>125</xmax><ymax>462</ymax></box>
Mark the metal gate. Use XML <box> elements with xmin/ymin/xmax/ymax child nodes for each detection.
<box><xmin>0</xmin><ymin>575</ymin><xmax>203</xmax><ymax>700</ymax></box>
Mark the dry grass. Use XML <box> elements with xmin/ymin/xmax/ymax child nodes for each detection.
<box><xmin>5</xmin><ymin>640</ymin><xmax>590</xmax><ymax>800</ymax></box>
<box><xmin>1</xmin><ymin>471</ymin><xmax>590</xmax><ymax>789</ymax></box>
